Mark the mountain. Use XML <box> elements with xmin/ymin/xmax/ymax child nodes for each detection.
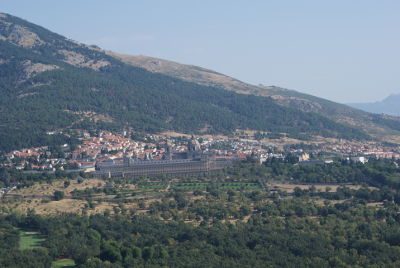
<box><xmin>0</xmin><ymin>12</ymin><xmax>400</xmax><ymax>151</ymax></box>
<box><xmin>108</xmin><ymin>53</ymin><xmax>400</xmax><ymax>141</ymax></box>
<box><xmin>349</xmin><ymin>94</ymin><xmax>400</xmax><ymax>116</ymax></box>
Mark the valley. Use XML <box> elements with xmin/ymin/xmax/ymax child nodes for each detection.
<box><xmin>1</xmin><ymin>8</ymin><xmax>400</xmax><ymax>268</ymax></box>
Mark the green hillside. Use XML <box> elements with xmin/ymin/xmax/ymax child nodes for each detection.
<box><xmin>0</xmin><ymin>12</ymin><xmax>388</xmax><ymax>151</ymax></box>
<box><xmin>112</xmin><ymin>51</ymin><xmax>400</xmax><ymax>141</ymax></box>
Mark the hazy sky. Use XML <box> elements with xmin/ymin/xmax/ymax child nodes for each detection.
<box><xmin>2</xmin><ymin>0</ymin><xmax>400</xmax><ymax>103</ymax></box>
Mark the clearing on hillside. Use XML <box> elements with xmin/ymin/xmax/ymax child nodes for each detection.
<box><xmin>19</xmin><ymin>230</ymin><xmax>46</xmax><ymax>250</ymax></box>
<box><xmin>51</xmin><ymin>258</ymin><xmax>76</xmax><ymax>268</ymax></box>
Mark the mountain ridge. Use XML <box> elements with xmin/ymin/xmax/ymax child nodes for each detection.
<box><xmin>1</xmin><ymin>12</ymin><xmax>400</xmax><ymax>151</ymax></box>
<box><xmin>106</xmin><ymin>52</ymin><xmax>375</xmax><ymax>117</ymax></box>
<box><xmin>106</xmin><ymin>50</ymin><xmax>400</xmax><ymax>141</ymax></box>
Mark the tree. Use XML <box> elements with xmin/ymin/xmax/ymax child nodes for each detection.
<box><xmin>64</xmin><ymin>180</ymin><xmax>71</xmax><ymax>188</ymax></box>
<box><xmin>0</xmin><ymin>168</ymin><xmax>11</xmax><ymax>186</ymax></box>
<box><xmin>293</xmin><ymin>187</ymin><xmax>304</xmax><ymax>197</ymax></box>
<box><xmin>100</xmin><ymin>241</ymin><xmax>122</xmax><ymax>263</ymax></box>
<box><xmin>142</xmin><ymin>247</ymin><xmax>154</xmax><ymax>262</ymax></box>
<box><xmin>53</xmin><ymin>191</ymin><xmax>65</xmax><ymax>201</ymax></box>
<box><xmin>132</xmin><ymin>247</ymin><xmax>142</xmax><ymax>259</ymax></box>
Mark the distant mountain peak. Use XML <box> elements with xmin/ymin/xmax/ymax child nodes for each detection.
<box><xmin>384</xmin><ymin>93</ymin><xmax>400</xmax><ymax>102</ymax></box>
<box><xmin>349</xmin><ymin>93</ymin><xmax>400</xmax><ymax>116</ymax></box>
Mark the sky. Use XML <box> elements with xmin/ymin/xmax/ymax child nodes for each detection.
<box><xmin>1</xmin><ymin>0</ymin><xmax>400</xmax><ymax>103</ymax></box>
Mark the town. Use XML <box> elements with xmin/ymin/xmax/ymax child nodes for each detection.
<box><xmin>1</xmin><ymin>129</ymin><xmax>399</xmax><ymax>175</ymax></box>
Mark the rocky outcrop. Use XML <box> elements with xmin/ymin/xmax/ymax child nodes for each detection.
<box><xmin>22</xmin><ymin>60</ymin><xmax>60</xmax><ymax>79</ymax></box>
<box><xmin>0</xmin><ymin>14</ymin><xmax>44</xmax><ymax>48</ymax></box>
<box><xmin>58</xmin><ymin>50</ymin><xmax>110</xmax><ymax>71</ymax></box>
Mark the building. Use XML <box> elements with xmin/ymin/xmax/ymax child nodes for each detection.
<box><xmin>349</xmin><ymin>156</ymin><xmax>368</xmax><ymax>164</ymax></box>
<box><xmin>94</xmin><ymin>137</ymin><xmax>235</xmax><ymax>178</ymax></box>
<box><xmin>298</xmin><ymin>152</ymin><xmax>310</xmax><ymax>162</ymax></box>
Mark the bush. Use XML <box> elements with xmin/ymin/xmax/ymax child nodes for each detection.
<box><xmin>53</xmin><ymin>191</ymin><xmax>65</xmax><ymax>201</ymax></box>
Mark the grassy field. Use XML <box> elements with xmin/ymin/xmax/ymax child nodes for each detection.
<box><xmin>19</xmin><ymin>230</ymin><xmax>46</xmax><ymax>250</ymax></box>
<box><xmin>51</xmin><ymin>258</ymin><xmax>76</xmax><ymax>268</ymax></box>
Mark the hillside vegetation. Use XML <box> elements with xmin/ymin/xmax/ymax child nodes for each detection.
<box><xmin>111</xmin><ymin>51</ymin><xmax>400</xmax><ymax>141</ymax></box>
<box><xmin>0</xmin><ymin>12</ymin><xmax>398</xmax><ymax>151</ymax></box>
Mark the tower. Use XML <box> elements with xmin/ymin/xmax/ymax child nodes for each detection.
<box><xmin>163</xmin><ymin>140</ymin><xmax>173</xmax><ymax>160</ymax></box>
<box><xmin>187</xmin><ymin>135</ymin><xmax>201</xmax><ymax>159</ymax></box>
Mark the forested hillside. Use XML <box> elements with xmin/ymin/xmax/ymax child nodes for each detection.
<box><xmin>0</xmin><ymin>12</ymin><xmax>397</xmax><ymax>151</ymax></box>
<box><xmin>111</xmin><ymin>52</ymin><xmax>400</xmax><ymax>140</ymax></box>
